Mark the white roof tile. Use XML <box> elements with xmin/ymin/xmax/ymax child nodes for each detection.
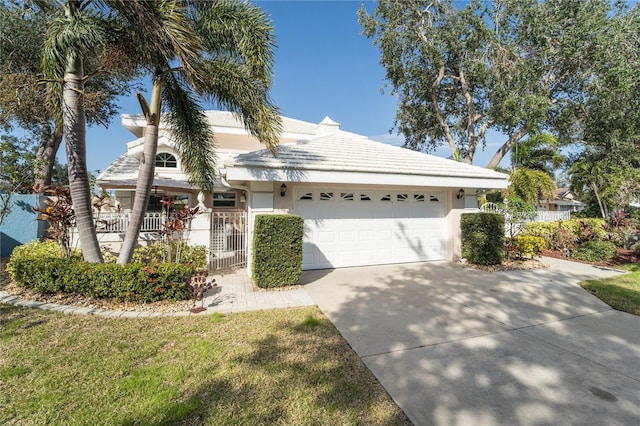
<box><xmin>227</xmin><ymin>130</ymin><xmax>507</xmax><ymax>181</ymax></box>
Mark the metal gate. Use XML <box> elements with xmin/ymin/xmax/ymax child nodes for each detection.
<box><xmin>210</xmin><ymin>211</ymin><xmax>247</xmax><ymax>270</ymax></box>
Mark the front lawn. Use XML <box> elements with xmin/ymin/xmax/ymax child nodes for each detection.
<box><xmin>0</xmin><ymin>305</ymin><xmax>409</xmax><ymax>425</ymax></box>
<box><xmin>579</xmin><ymin>264</ymin><xmax>640</xmax><ymax>316</ymax></box>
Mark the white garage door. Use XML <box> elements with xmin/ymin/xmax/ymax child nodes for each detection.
<box><xmin>295</xmin><ymin>189</ymin><xmax>447</xmax><ymax>270</ymax></box>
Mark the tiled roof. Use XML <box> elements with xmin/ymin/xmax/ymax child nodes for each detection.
<box><xmin>97</xmin><ymin>153</ymin><xmax>139</xmax><ymax>180</ymax></box>
<box><xmin>227</xmin><ymin>131</ymin><xmax>507</xmax><ymax>181</ymax></box>
<box><xmin>205</xmin><ymin>110</ymin><xmax>319</xmax><ymax>135</ymax></box>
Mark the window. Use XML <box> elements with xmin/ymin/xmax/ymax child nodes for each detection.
<box><xmin>155</xmin><ymin>152</ymin><xmax>177</xmax><ymax>168</ymax></box>
<box><xmin>429</xmin><ymin>195</ymin><xmax>439</xmax><ymax>202</ymax></box>
<box><xmin>213</xmin><ymin>192</ymin><xmax>236</xmax><ymax>208</ymax></box>
<box><xmin>397</xmin><ymin>193</ymin><xmax>408</xmax><ymax>202</ymax></box>
<box><xmin>380</xmin><ymin>194</ymin><xmax>391</xmax><ymax>202</ymax></box>
<box><xmin>360</xmin><ymin>193</ymin><xmax>372</xmax><ymax>201</ymax></box>
<box><xmin>320</xmin><ymin>192</ymin><xmax>334</xmax><ymax>201</ymax></box>
<box><xmin>298</xmin><ymin>192</ymin><xmax>313</xmax><ymax>201</ymax></box>
<box><xmin>341</xmin><ymin>192</ymin><xmax>354</xmax><ymax>201</ymax></box>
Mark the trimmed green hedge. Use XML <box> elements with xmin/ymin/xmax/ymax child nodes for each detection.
<box><xmin>7</xmin><ymin>241</ymin><xmax>191</xmax><ymax>302</ymax></box>
<box><xmin>461</xmin><ymin>213</ymin><xmax>505</xmax><ymax>265</ymax></box>
<box><xmin>252</xmin><ymin>214</ymin><xmax>304</xmax><ymax>288</ymax></box>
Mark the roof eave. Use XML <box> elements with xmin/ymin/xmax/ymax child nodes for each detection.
<box><xmin>225</xmin><ymin>167</ymin><xmax>508</xmax><ymax>190</ymax></box>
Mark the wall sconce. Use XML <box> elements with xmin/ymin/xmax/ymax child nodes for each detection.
<box><xmin>457</xmin><ymin>188</ymin><xmax>465</xmax><ymax>199</ymax></box>
<box><xmin>240</xmin><ymin>191</ymin><xmax>247</xmax><ymax>203</ymax></box>
<box><xmin>280</xmin><ymin>183</ymin><xmax>287</xmax><ymax>197</ymax></box>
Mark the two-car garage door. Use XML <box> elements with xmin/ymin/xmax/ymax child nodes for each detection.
<box><xmin>295</xmin><ymin>189</ymin><xmax>448</xmax><ymax>270</ymax></box>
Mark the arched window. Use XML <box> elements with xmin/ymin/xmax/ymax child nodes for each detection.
<box><xmin>155</xmin><ymin>152</ymin><xmax>177</xmax><ymax>168</ymax></box>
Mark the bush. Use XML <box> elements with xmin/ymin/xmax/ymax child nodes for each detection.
<box><xmin>131</xmin><ymin>242</ymin><xmax>207</xmax><ymax>270</ymax></box>
<box><xmin>252</xmin><ymin>214</ymin><xmax>303</xmax><ymax>288</ymax></box>
<box><xmin>572</xmin><ymin>241</ymin><xmax>617</xmax><ymax>262</ymax></box>
<box><xmin>8</xmin><ymin>256</ymin><xmax>192</xmax><ymax>302</ymax></box>
<box><xmin>506</xmin><ymin>235</ymin><xmax>545</xmax><ymax>259</ymax></box>
<box><xmin>7</xmin><ymin>241</ymin><xmax>192</xmax><ymax>302</ymax></box>
<box><xmin>461</xmin><ymin>213</ymin><xmax>505</xmax><ymax>265</ymax></box>
<box><xmin>631</xmin><ymin>241</ymin><xmax>640</xmax><ymax>255</ymax></box>
<box><xmin>522</xmin><ymin>219</ymin><xmax>606</xmax><ymax>250</ymax></box>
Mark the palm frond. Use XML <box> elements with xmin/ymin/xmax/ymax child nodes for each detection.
<box><xmin>194</xmin><ymin>0</ymin><xmax>277</xmax><ymax>85</ymax></box>
<box><xmin>105</xmin><ymin>0</ymin><xmax>203</xmax><ymax>83</ymax></box>
<box><xmin>161</xmin><ymin>71</ymin><xmax>217</xmax><ymax>193</ymax></box>
<box><xmin>197</xmin><ymin>58</ymin><xmax>281</xmax><ymax>154</ymax></box>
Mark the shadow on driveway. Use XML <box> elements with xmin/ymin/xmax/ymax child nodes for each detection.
<box><xmin>303</xmin><ymin>260</ymin><xmax>640</xmax><ymax>426</ymax></box>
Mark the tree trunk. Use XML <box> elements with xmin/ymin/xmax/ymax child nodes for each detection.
<box><xmin>34</xmin><ymin>123</ymin><xmax>63</xmax><ymax>191</ymax></box>
<box><xmin>62</xmin><ymin>54</ymin><xmax>103</xmax><ymax>263</ymax></box>
<box><xmin>486</xmin><ymin>126</ymin><xmax>529</xmax><ymax>169</ymax></box>
<box><xmin>592</xmin><ymin>182</ymin><xmax>607</xmax><ymax>218</ymax></box>
<box><xmin>117</xmin><ymin>82</ymin><xmax>163</xmax><ymax>265</ymax></box>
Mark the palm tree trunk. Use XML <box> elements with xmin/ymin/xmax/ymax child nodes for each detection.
<box><xmin>592</xmin><ymin>182</ymin><xmax>607</xmax><ymax>218</ymax></box>
<box><xmin>63</xmin><ymin>54</ymin><xmax>103</xmax><ymax>263</ymax></box>
<box><xmin>117</xmin><ymin>82</ymin><xmax>162</xmax><ymax>265</ymax></box>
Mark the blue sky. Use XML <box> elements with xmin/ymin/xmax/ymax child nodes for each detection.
<box><xmin>75</xmin><ymin>0</ymin><xmax>505</xmax><ymax>174</ymax></box>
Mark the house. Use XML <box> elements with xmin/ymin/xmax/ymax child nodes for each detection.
<box><xmin>95</xmin><ymin>111</ymin><xmax>508</xmax><ymax>272</ymax></box>
<box><xmin>537</xmin><ymin>188</ymin><xmax>585</xmax><ymax>214</ymax></box>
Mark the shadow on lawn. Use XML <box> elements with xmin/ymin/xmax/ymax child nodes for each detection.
<box><xmin>118</xmin><ymin>314</ymin><xmax>410</xmax><ymax>425</ymax></box>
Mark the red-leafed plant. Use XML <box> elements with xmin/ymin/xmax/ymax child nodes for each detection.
<box><xmin>33</xmin><ymin>185</ymin><xmax>76</xmax><ymax>257</ymax></box>
<box><xmin>158</xmin><ymin>197</ymin><xmax>200</xmax><ymax>264</ymax></box>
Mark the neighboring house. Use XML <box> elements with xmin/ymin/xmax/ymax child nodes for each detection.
<box><xmin>94</xmin><ymin>111</ymin><xmax>508</xmax><ymax>272</ymax></box>
<box><xmin>537</xmin><ymin>188</ymin><xmax>585</xmax><ymax>214</ymax></box>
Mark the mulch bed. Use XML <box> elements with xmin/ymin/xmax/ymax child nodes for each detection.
<box><xmin>542</xmin><ymin>247</ymin><xmax>640</xmax><ymax>269</ymax></box>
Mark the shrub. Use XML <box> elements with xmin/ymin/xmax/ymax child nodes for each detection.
<box><xmin>131</xmin><ymin>242</ymin><xmax>207</xmax><ymax>270</ymax></box>
<box><xmin>7</xmin><ymin>255</ymin><xmax>191</xmax><ymax>302</ymax></box>
<box><xmin>461</xmin><ymin>213</ymin><xmax>505</xmax><ymax>265</ymax></box>
<box><xmin>522</xmin><ymin>219</ymin><xmax>606</xmax><ymax>250</ymax></box>
<box><xmin>252</xmin><ymin>214</ymin><xmax>303</xmax><ymax>288</ymax></box>
<box><xmin>572</xmin><ymin>241</ymin><xmax>617</xmax><ymax>262</ymax></box>
<box><xmin>506</xmin><ymin>235</ymin><xmax>545</xmax><ymax>259</ymax></box>
<box><xmin>631</xmin><ymin>241</ymin><xmax>640</xmax><ymax>255</ymax></box>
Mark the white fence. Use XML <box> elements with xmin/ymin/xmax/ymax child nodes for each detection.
<box><xmin>479</xmin><ymin>203</ymin><xmax>570</xmax><ymax>222</ymax></box>
<box><xmin>94</xmin><ymin>212</ymin><xmax>165</xmax><ymax>233</ymax></box>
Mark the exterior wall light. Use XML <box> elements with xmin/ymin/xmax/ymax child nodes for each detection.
<box><xmin>280</xmin><ymin>183</ymin><xmax>287</xmax><ymax>197</ymax></box>
<box><xmin>457</xmin><ymin>188</ymin><xmax>465</xmax><ymax>199</ymax></box>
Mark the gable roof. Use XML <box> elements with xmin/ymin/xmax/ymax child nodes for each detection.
<box><xmin>225</xmin><ymin>131</ymin><xmax>508</xmax><ymax>189</ymax></box>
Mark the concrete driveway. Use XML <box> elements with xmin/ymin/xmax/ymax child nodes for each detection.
<box><xmin>302</xmin><ymin>257</ymin><xmax>640</xmax><ymax>426</ymax></box>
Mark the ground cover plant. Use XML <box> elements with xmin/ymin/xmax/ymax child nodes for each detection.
<box><xmin>579</xmin><ymin>264</ymin><xmax>640</xmax><ymax>316</ymax></box>
<box><xmin>0</xmin><ymin>305</ymin><xmax>410</xmax><ymax>425</ymax></box>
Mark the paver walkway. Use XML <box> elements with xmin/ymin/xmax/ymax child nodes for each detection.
<box><xmin>0</xmin><ymin>270</ymin><xmax>314</xmax><ymax>317</ymax></box>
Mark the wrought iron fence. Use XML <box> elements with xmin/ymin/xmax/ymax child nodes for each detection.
<box><xmin>210</xmin><ymin>211</ymin><xmax>247</xmax><ymax>270</ymax></box>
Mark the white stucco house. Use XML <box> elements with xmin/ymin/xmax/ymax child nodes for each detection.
<box><xmin>94</xmin><ymin>110</ymin><xmax>508</xmax><ymax>273</ymax></box>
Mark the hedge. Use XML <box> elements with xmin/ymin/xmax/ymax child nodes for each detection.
<box><xmin>252</xmin><ymin>214</ymin><xmax>304</xmax><ymax>288</ymax></box>
<box><xmin>522</xmin><ymin>218</ymin><xmax>606</xmax><ymax>249</ymax></box>
<box><xmin>7</xmin><ymin>241</ymin><xmax>191</xmax><ymax>302</ymax></box>
<box><xmin>461</xmin><ymin>213</ymin><xmax>505</xmax><ymax>265</ymax></box>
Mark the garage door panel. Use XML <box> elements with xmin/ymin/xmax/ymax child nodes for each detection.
<box><xmin>298</xmin><ymin>190</ymin><xmax>447</xmax><ymax>270</ymax></box>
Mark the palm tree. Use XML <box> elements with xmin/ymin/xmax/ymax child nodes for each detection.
<box><xmin>506</xmin><ymin>168</ymin><xmax>556</xmax><ymax>205</ymax></box>
<box><xmin>510</xmin><ymin>133</ymin><xmax>564</xmax><ymax>176</ymax></box>
<box><xmin>113</xmin><ymin>1</ymin><xmax>281</xmax><ymax>264</ymax></box>
<box><xmin>41</xmin><ymin>0</ymin><xmax>113</xmax><ymax>262</ymax></box>
<box><xmin>569</xmin><ymin>160</ymin><xmax>607</xmax><ymax>218</ymax></box>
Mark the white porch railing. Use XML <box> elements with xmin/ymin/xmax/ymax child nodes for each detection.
<box><xmin>94</xmin><ymin>212</ymin><xmax>164</xmax><ymax>233</ymax></box>
<box><xmin>533</xmin><ymin>211</ymin><xmax>570</xmax><ymax>222</ymax></box>
<box><xmin>479</xmin><ymin>203</ymin><xmax>571</xmax><ymax>222</ymax></box>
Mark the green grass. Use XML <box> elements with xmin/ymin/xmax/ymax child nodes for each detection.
<box><xmin>580</xmin><ymin>263</ymin><xmax>640</xmax><ymax>316</ymax></box>
<box><xmin>0</xmin><ymin>305</ymin><xmax>409</xmax><ymax>425</ymax></box>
